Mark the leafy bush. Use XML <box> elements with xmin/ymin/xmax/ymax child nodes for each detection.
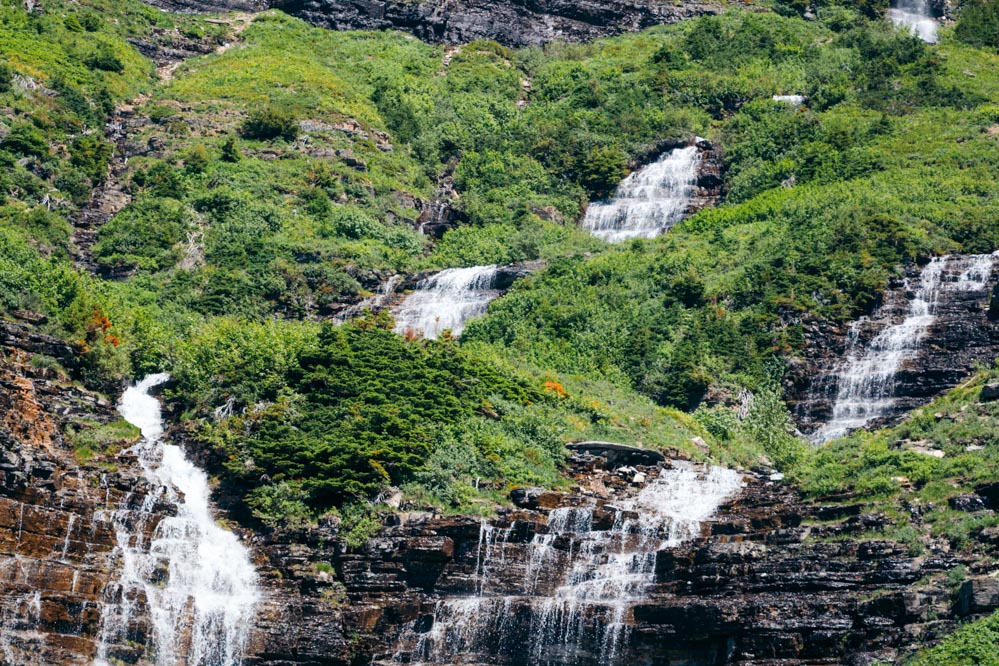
<box><xmin>93</xmin><ymin>197</ymin><xmax>189</xmax><ymax>271</ymax></box>
<box><xmin>1</xmin><ymin>123</ymin><xmax>48</xmax><ymax>157</ymax></box>
<box><xmin>0</xmin><ymin>62</ymin><xmax>11</xmax><ymax>93</ymax></box>
<box><xmin>954</xmin><ymin>0</ymin><xmax>999</xmax><ymax>49</ymax></box>
<box><xmin>85</xmin><ymin>44</ymin><xmax>125</xmax><ymax>73</ymax></box>
<box><xmin>70</xmin><ymin>135</ymin><xmax>112</xmax><ymax>182</ymax></box>
<box><xmin>579</xmin><ymin>146</ymin><xmax>628</xmax><ymax>199</ymax></box>
<box><xmin>240</xmin><ymin>106</ymin><xmax>300</xmax><ymax>141</ymax></box>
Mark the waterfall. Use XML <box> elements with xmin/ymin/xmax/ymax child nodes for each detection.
<box><xmin>582</xmin><ymin>144</ymin><xmax>700</xmax><ymax>243</ymax></box>
<box><xmin>388</xmin><ymin>464</ymin><xmax>742</xmax><ymax>665</ymax></box>
<box><xmin>772</xmin><ymin>94</ymin><xmax>806</xmax><ymax>106</ymax></box>
<box><xmin>95</xmin><ymin>373</ymin><xmax>259</xmax><ymax>666</ymax></box>
<box><xmin>392</xmin><ymin>266</ymin><xmax>500</xmax><ymax>339</ymax></box>
<box><xmin>336</xmin><ymin>275</ymin><xmax>404</xmax><ymax>323</ymax></box>
<box><xmin>889</xmin><ymin>0</ymin><xmax>938</xmax><ymax>43</ymax></box>
<box><xmin>812</xmin><ymin>254</ymin><xmax>997</xmax><ymax>443</ymax></box>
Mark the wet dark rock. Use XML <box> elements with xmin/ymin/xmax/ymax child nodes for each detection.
<box><xmin>949</xmin><ymin>494</ymin><xmax>988</xmax><ymax>512</ymax></box>
<box><xmin>787</xmin><ymin>256</ymin><xmax>999</xmax><ymax>437</ymax></box>
<box><xmin>957</xmin><ymin>577</ymin><xmax>999</xmax><ymax>616</ymax></box>
<box><xmin>566</xmin><ymin>441</ymin><xmax>665</xmax><ymax>467</ymax></box>
<box><xmin>982</xmin><ymin>383</ymin><xmax>999</xmax><ymax>401</ymax></box>
<box><xmin>274</xmin><ymin>0</ymin><xmax>722</xmax><ymax>48</ymax></box>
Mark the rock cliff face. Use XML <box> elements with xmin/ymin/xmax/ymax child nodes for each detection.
<box><xmin>259</xmin><ymin>0</ymin><xmax>720</xmax><ymax>47</ymax></box>
<box><xmin>133</xmin><ymin>0</ymin><xmax>720</xmax><ymax>46</ymax></box>
<box><xmin>2</xmin><ymin>320</ymin><xmax>998</xmax><ymax>666</ymax></box>
<box><xmin>238</xmin><ymin>445</ymin><xmax>995</xmax><ymax>666</ymax></box>
<box><xmin>786</xmin><ymin>254</ymin><xmax>999</xmax><ymax>439</ymax></box>
<box><xmin>0</xmin><ymin>326</ymin><xmax>146</xmax><ymax>665</ymax></box>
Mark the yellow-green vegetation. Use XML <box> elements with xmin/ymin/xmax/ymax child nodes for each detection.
<box><xmin>66</xmin><ymin>417</ymin><xmax>141</xmax><ymax>461</ymax></box>
<box><xmin>909</xmin><ymin>609</ymin><xmax>999</xmax><ymax>665</ymax></box>
<box><xmin>2</xmin><ymin>0</ymin><xmax>999</xmax><ymax>531</ymax></box>
<box><xmin>796</xmin><ymin>366</ymin><xmax>999</xmax><ymax>549</ymax></box>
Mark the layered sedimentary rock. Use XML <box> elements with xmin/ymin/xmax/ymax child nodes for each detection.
<box><xmin>248</xmin><ymin>446</ymin><xmax>990</xmax><ymax>665</ymax></box>
<box><xmin>786</xmin><ymin>254</ymin><xmax>999</xmax><ymax>439</ymax></box>
<box><xmin>0</xmin><ymin>327</ymin><xmax>154</xmax><ymax>665</ymax></box>
<box><xmin>271</xmin><ymin>0</ymin><xmax>720</xmax><ymax>48</ymax></box>
<box><xmin>4</xmin><ymin>312</ymin><xmax>999</xmax><ymax>665</ymax></box>
<box><xmin>133</xmin><ymin>0</ymin><xmax>721</xmax><ymax>45</ymax></box>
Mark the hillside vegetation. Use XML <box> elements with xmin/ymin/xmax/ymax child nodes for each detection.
<box><xmin>2</xmin><ymin>0</ymin><xmax>999</xmax><ymax>536</ymax></box>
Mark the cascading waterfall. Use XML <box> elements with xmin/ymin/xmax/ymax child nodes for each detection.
<box><xmin>336</xmin><ymin>275</ymin><xmax>404</xmax><ymax>323</ymax></box>
<box><xmin>889</xmin><ymin>0</ymin><xmax>938</xmax><ymax>43</ymax></box>
<box><xmin>582</xmin><ymin>144</ymin><xmax>700</xmax><ymax>243</ymax></box>
<box><xmin>392</xmin><ymin>266</ymin><xmax>500</xmax><ymax>339</ymax></box>
<box><xmin>390</xmin><ymin>465</ymin><xmax>742</xmax><ymax>665</ymax></box>
<box><xmin>95</xmin><ymin>373</ymin><xmax>259</xmax><ymax>666</ymax></box>
<box><xmin>812</xmin><ymin>253</ymin><xmax>997</xmax><ymax>443</ymax></box>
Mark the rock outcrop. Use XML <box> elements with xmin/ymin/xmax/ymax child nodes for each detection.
<box><xmin>0</xmin><ymin>358</ymin><xmax>993</xmax><ymax>666</ymax></box>
<box><xmin>0</xmin><ymin>329</ymin><xmax>148</xmax><ymax>665</ymax></box>
<box><xmin>786</xmin><ymin>254</ymin><xmax>999</xmax><ymax>438</ymax></box>
<box><xmin>133</xmin><ymin>0</ymin><xmax>721</xmax><ymax>46</ymax></box>
<box><xmin>274</xmin><ymin>0</ymin><xmax>721</xmax><ymax>48</ymax></box>
<box><xmin>239</xmin><ymin>448</ymin><xmax>984</xmax><ymax>666</ymax></box>
<box><xmin>2</xmin><ymin>315</ymin><xmax>996</xmax><ymax>665</ymax></box>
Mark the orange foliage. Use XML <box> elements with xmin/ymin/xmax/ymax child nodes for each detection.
<box><xmin>543</xmin><ymin>380</ymin><xmax>568</xmax><ymax>398</ymax></box>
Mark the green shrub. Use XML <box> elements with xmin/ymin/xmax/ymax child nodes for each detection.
<box><xmin>220</xmin><ymin>135</ymin><xmax>241</xmax><ymax>163</ymax></box>
<box><xmin>54</xmin><ymin>167</ymin><xmax>94</xmax><ymax>205</ymax></box>
<box><xmin>80</xmin><ymin>11</ymin><xmax>101</xmax><ymax>32</ymax></box>
<box><xmin>240</xmin><ymin>106</ymin><xmax>300</xmax><ymax>141</ymax></box>
<box><xmin>579</xmin><ymin>146</ymin><xmax>628</xmax><ymax>199</ymax></box>
<box><xmin>1</xmin><ymin>123</ymin><xmax>48</xmax><ymax>157</ymax></box>
<box><xmin>955</xmin><ymin>0</ymin><xmax>999</xmax><ymax>49</ymax></box>
<box><xmin>0</xmin><ymin>62</ymin><xmax>12</xmax><ymax>93</ymax></box>
<box><xmin>909</xmin><ymin>611</ymin><xmax>999</xmax><ymax>665</ymax></box>
<box><xmin>70</xmin><ymin>135</ymin><xmax>112</xmax><ymax>182</ymax></box>
<box><xmin>93</xmin><ymin>198</ymin><xmax>189</xmax><ymax>272</ymax></box>
<box><xmin>85</xmin><ymin>44</ymin><xmax>125</xmax><ymax>73</ymax></box>
<box><xmin>182</xmin><ymin>143</ymin><xmax>210</xmax><ymax>173</ymax></box>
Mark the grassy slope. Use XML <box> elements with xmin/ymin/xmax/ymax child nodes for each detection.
<box><xmin>3</xmin><ymin>0</ymin><xmax>999</xmax><ymax>531</ymax></box>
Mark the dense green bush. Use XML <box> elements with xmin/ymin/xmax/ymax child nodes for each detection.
<box><xmin>176</xmin><ymin>318</ymin><xmax>551</xmax><ymax>512</ymax></box>
<box><xmin>93</xmin><ymin>198</ymin><xmax>189</xmax><ymax>271</ymax></box>
<box><xmin>955</xmin><ymin>0</ymin><xmax>999</xmax><ymax>49</ymax></box>
<box><xmin>85</xmin><ymin>44</ymin><xmax>125</xmax><ymax>73</ymax></box>
<box><xmin>70</xmin><ymin>135</ymin><xmax>112</xmax><ymax>182</ymax></box>
<box><xmin>240</xmin><ymin>106</ymin><xmax>300</xmax><ymax>141</ymax></box>
<box><xmin>0</xmin><ymin>62</ymin><xmax>12</xmax><ymax>93</ymax></box>
<box><xmin>1</xmin><ymin>123</ymin><xmax>49</xmax><ymax>157</ymax></box>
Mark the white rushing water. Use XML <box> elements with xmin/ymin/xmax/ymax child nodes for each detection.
<box><xmin>582</xmin><ymin>145</ymin><xmax>701</xmax><ymax>243</ymax></box>
<box><xmin>392</xmin><ymin>266</ymin><xmax>500</xmax><ymax>339</ymax></box>
<box><xmin>889</xmin><ymin>0</ymin><xmax>938</xmax><ymax>43</ymax></box>
<box><xmin>394</xmin><ymin>464</ymin><xmax>742</xmax><ymax>665</ymax></box>
<box><xmin>336</xmin><ymin>275</ymin><xmax>404</xmax><ymax>323</ymax></box>
<box><xmin>95</xmin><ymin>373</ymin><xmax>259</xmax><ymax>666</ymax></box>
<box><xmin>772</xmin><ymin>94</ymin><xmax>807</xmax><ymax>106</ymax></box>
<box><xmin>813</xmin><ymin>254</ymin><xmax>997</xmax><ymax>443</ymax></box>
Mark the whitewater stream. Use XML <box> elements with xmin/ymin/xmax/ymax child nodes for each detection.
<box><xmin>95</xmin><ymin>373</ymin><xmax>259</xmax><ymax>666</ymax></box>
<box><xmin>813</xmin><ymin>253</ymin><xmax>997</xmax><ymax>442</ymax></box>
<box><xmin>392</xmin><ymin>265</ymin><xmax>501</xmax><ymax>339</ymax></box>
<box><xmin>889</xmin><ymin>0</ymin><xmax>938</xmax><ymax>43</ymax></box>
<box><xmin>582</xmin><ymin>144</ymin><xmax>701</xmax><ymax>243</ymax></box>
<box><xmin>388</xmin><ymin>464</ymin><xmax>743</xmax><ymax>665</ymax></box>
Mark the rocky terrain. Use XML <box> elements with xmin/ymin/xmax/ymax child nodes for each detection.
<box><xmin>0</xmin><ymin>322</ymin><xmax>141</xmax><ymax>665</ymax></box>
<box><xmin>242</xmin><ymin>444</ymin><xmax>999</xmax><ymax>665</ymax></box>
<box><xmin>134</xmin><ymin>0</ymin><xmax>723</xmax><ymax>47</ymax></box>
<box><xmin>3</xmin><ymin>313</ymin><xmax>999</xmax><ymax>664</ymax></box>
<box><xmin>786</xmin><ymin>255</ymin><xmax>999</xmax><ymax>437</ymax></box>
